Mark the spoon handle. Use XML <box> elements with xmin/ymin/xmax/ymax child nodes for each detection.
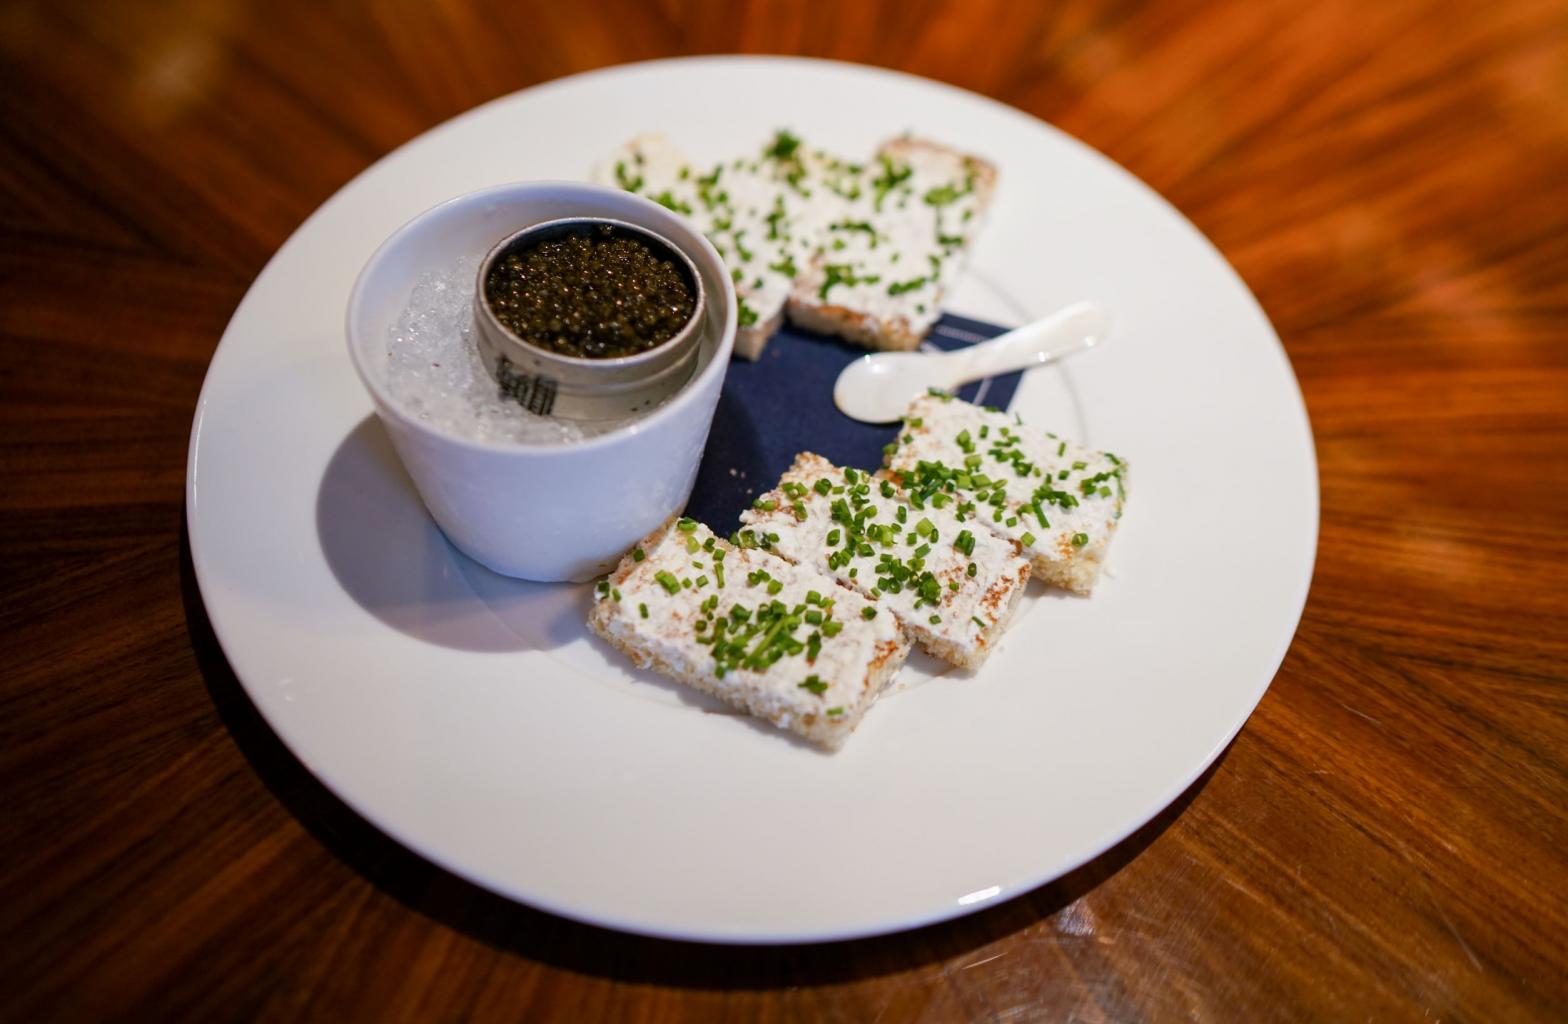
<box><xmin>948</xmin><ymin>301</ymin><xmax>1112</xmax><ymax>385</ymax></box>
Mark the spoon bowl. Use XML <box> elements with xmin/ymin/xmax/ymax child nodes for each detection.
<box><xmin>832</xmin><ymin>301</ymin><xmax>1112</xmax><ymax>423</ymax></box>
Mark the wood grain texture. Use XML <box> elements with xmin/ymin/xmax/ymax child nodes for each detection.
<box><xmin>2</xmin><ymin>0</ymin><xmax>1566</xmax><ymax>1019</ymax></box>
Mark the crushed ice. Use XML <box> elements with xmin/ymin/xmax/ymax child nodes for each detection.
<box><xmin>384</xmin><ymin>256</ymin><xmax>644</xmax><ymax>444</ymax></box>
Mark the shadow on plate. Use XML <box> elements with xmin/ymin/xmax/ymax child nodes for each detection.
<box><xmin>316</xmin><ymin>416</ymin><xmax>582</xmax><ymax>653</ymax></box>
<box><xmin>314</xmin><ymin>416</ymin><xmax>821</xmax><ymax>751</ymax></box>
<box><xmin>187</xmin><ymin>513</ymin><xmax>1229</xmax><ymax>985</ymax></box>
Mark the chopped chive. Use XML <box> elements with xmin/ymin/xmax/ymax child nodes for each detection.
<box><xmin>928</xmin><ymin>614</ymin><xmax>942</xmax><ymax>625</ymax></box>
<box><xmin>861</xmin><ymin>606</ymin><xmax>878</xmax><ymax>620</ymax></box>
<box><xmin>1072</xmin><ymin>532</ymin><xmax>1089</xmax><ymax>547</ymax></box>
<box><xmin>753</xmin><ymin>497</ymin><xmax>778</xmax><ymax>511</ymax></box>
<box><xmin>1021</xmin><ymin>531</ymin><xmax>1037</xmax><ymax>547</ymax></box>
<box><xmin>967</xmin><ymin>562</ymin><xmax>977</xmax><ymax>577</ymax></box>
<box><xmin>640</xmin><ymin>603</ymin><xmax>649</xmax><ymax>619</ymax></box>
<box><xmin>655</xmin><ymin>570</ymin><xmax>680</xmax><ymax>594</ymax></box>
<box><xmin>814</xmin><ymin>477</ymin><xmax>832</xmax><ymax>495</ymax></box>
<box><xmin>826</xmin><ymin>707</ymin><xmax>844</xmax><ymax>716</ymax></box>
<box><xmin>612</xmin><ymin>588</ymin><xmax>621</xmax><ymax>601</ymax></box>
<box><xmin>799</xmin><ymin>675</ymin><xmax>828</xmax><ymax>695</ymax></box>
<box><xmin>767</xmin><ymin>580</ymin><xmax>783</xmax><ymax>595</ymax></box>
<box><xmin>632</xmin><ymin>548</ymin><xmax>646</xmax><ymax>562</ymax></box>
<box><xmin>971</xmin><ymin>615</ymin><xmax>986</xmax><ymax>628</ymax></box>
<box><xmin>677</xmin><ymin>518</ymin><xmax>698</xmax><ymax>532</ymax></box>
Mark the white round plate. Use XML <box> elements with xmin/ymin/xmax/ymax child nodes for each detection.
<box><xmin>187</xmin><ymin>57</ymin><xmax>1316</xmax><ymax>944</ymax></box>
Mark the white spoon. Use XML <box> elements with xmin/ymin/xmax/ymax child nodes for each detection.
<box><xmin>832</xmin><ymin>301</ymin><xmax>1112</xmax><ymax>424</ymax></box>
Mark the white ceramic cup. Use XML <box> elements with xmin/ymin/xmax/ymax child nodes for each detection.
<box><xmin>346</xmin><ymin>181</ymin><xmax>738</xmax><ymax>582</ymax></box>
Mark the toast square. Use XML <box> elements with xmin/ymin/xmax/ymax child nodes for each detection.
<box><xmin>739</xmin><ymin>452</ymin><xmax>1030</xmax><ymax>671</ymax></box>
<box><xmin>588</xmin><ymin>517</ymin><xmax>910</xmax><ymax>750</ymax></box>
<box><xmin>786</xmin><ymin>138</ymin><xmax>998</xmax><ymax>352</ymax></box>
<box><xmin>884</xmin><ymin>395</ymin><xmax>1128</xmax><ymax>594</ymax></box>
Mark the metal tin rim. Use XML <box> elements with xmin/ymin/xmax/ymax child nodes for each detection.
<box><xmin>473</xmin><ymin>216</ymin><xmax>706</xmax><ymax>378</ymax></box>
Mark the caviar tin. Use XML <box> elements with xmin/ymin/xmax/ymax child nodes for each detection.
<box><xmin>473</xmin><ymin>217</ymin><xmax>706</xmax><ymax>421</ymax></box>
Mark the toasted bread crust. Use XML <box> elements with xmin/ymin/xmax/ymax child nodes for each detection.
<box><xmin>782</xmin><ymin>301</ymin><xmax>924</xmax><ymax>352</ymax></box>
<box><xmin>732</xmin><ymin>301</ymin><xmax>786</xmax><ymax>361</ymax></box>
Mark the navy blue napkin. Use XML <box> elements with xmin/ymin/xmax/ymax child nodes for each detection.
<box><xmin>685</xmin><ymin>314</ymin><xmax>1018</xmax><ymax>534</ymax></box>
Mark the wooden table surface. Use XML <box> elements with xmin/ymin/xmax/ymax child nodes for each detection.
<box><xmin>3</xmin><ymin>0</ymin><xmax>1566</xmax><ymax>1019</ymax></box>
